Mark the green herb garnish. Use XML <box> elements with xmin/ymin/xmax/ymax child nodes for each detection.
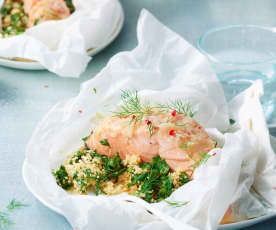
<box><xmin>53</xmin><ymin>165</ymin><xmax>73</xmax><ymax>190</ymax></box>
<box><xmin>114</xmin><ymin>90</ymin><xmax>194</xmax><ymax>119</ymax></box>
<box><xmin>93</xmin><ymin>88</ymin><xmax>97</xmax><ymax>94</ymax></box>
<box><xmin>82</xmin><ymin>136</ymin><xmax>89</xmax><ymax>142</ymax></box>
<box><xmin>34</xmin><ymin>19</ymin><xmax>39</xmax><ymax>26</ymax></box>
<box><xmin>164</xmin><ymin>200</ymin><xmax>189</xmax><ymax>207</ymax></box>
<box><xmin>128</xmin><ymin>155</ymin><xmax>173</xmax><ymax>202</ymax></box>
<box><xmin>156</xmin><ymin>100</ymin><xmax>194</xmax><ymax>118</ymax></box>
<box><xmin>6</xmin><ymin>199</ymin><xmax>28</xmax><ymax>211</ymax></box>
<box><xmin>65</xmin><ymin>0</ymin><xmax>75</xmax><ymax>14</ymax></box>
<box><xmin>0</xmin><ymin>199</ymin><xmax>28</xmax><ymax>230</ymax></box>
<box><xmin>179</xmin><ymin>142</ymin><xmax>191</xmax><ymax>149</ymax></box>
<box><xmin>148</xmin><ymin>122</ymin><xmax>154</xmax><ymax>137</ymax></box>
<box><xmin>180</xmin><ymin>172</ymin><xmax>190</xmax><ymax>185</ymax></box>
<box><xmin>229</xmin><ymin>119</ymin><xmax>236</xmax><ymax>125</ymax></box>
<box><xmin>194</xmin><ymin>153</ymin><xmax>212</xmax><ymax>168</ymax></box>
<box><xmin>1</xmin><ymin>1</ymin><xmax>28</xmax><ymax>37</ymax></box>
<box><xmin>100</xmin><ymin>139</ymin><xmax>110</xmax><ymax>147</ymax></box>
<box><xmin>113</xmin><ymin>90</ymin><xmax>153</xmax><ymax>121</ymax></box>
<box><xmin>175</xmin><ymin>123</ymin><xmax>186</xmax><ymax>127</ymax></box>
<box><xmin>113</xmin><ymin>90</ymin><xmax>194</xmax><ymax>138</ymax></box>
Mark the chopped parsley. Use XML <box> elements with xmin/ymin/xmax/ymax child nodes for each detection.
<box><xmin>229</xmin><ymin>119</ymin><xmax>236</xmax><ymax>125</ymax></box>
<box><xmin>180</xmin><ymin>172</ymin><xmax>190</xmax><ymax>185</ymax></box>
<box><xmin>34</xmin><ymin>18</ymin><xmax>39</xmax><ymax>26</ymax></box>
<box><xmin>93</xmin><ymin>88</ymin><xmax>97</xmax><ymax>94</ymax></box>
<box><xmin>53</xmin><ymin>148</ymin><xmax>192</xmax><ymax>203</ymax></box>
<box><xmin>52</xmin><ymin>165</ymin><xmax>73</xmax><ymax>190</ymax></box>
<box><xmin>179</xmin><ymin>142</ymin><xmax>191</xmax><ymax>149</ymax></box>
<box><xmin>128</xmin><ymin>156</ymin><xmax>173</xmax><ymax>202</ymax></box>
<box><xmin>65</xmin><ymin>0</ymin><xmax>75</xmax><ymax>14</ymax></box>
<box><xmin>1</xmin><ymin>0</ymin><xmax>28</xmax><ymax>38</ymax></box>
<box><xmin>100</xmin><ymin>139</ymin><xmax>110</xmax><ymax>147</ymax></box>
<box><xmin>72</xmin><ymin>151</ymin><xmax>127</xmax><ymax>194</ymax></box>
<box><xmin>82</xmin><ymin>136</ymin><xmax>89</xmax><ymax>142</ymax></box>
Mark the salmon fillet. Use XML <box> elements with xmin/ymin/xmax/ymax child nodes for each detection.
<box><xmin>23</xmin><ymin>0</ymin><xmax>70</xmax><ymax>27</ymax></box>
<box><xmin>86</xmin><ymin>111</ymin><xmax>216</xmax><ymax>173</ymax></box>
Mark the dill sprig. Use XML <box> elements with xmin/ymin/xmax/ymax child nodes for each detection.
<box><xmin>6</xmin><ymin>199</ymin><xmax>28</xmax><ymax>211</ymax></box>
<box><xmin>113</xmin><ymin>90</ymin><xmax>153</xmax><ymax>121</ymax></box>
<box><xmin>113</xmin><ymin>90</ymin><xmax>194</xmax><ymax>119</ymax></box>
<box><xmin>0</xmin><ymin>211</ymin><xmax>13</xmax><ymax>229</ymax></box>
<box><xmin>113</xmin><ymin>90</ymin><xmax>195</xmax><ymax>137</ymax></box>
<box><xmin>156</xmin><ymin>99</ymin><xmax>194</xmax><ymax>118</ymax></box>
<box><xmin>0</xmin><ymin>199</ymin><xmax>28</xmax><ymax>230</ymax></box>
<box><xmin>164</xmin><ymin>200</ymin><xmax>189</xmax><ymax>207</ymax></box>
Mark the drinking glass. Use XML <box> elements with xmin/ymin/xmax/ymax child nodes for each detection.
<box><xmin>198</xmin><ymin>25</ymin><xmax>276</xmax><ymax>127</ymax></box>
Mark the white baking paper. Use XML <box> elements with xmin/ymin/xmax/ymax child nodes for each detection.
<box><xmin>24</xmin><ymin>9</ymin><xmax>276</xmax><ymax>230</ymax></box>
<box><xmin>0</xmin><ymin>0</ymin><xmax>121</xmax><ymax>77</ymax></box>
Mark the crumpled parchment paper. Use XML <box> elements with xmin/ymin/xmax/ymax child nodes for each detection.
<box><xmin>0</xmin><ymin>0</ymin><xmax>121</xmax><ymax>77</ymax></box>
<box><xmin>24</xmin><ymin>9</ymin><xmax>276</xmax><ymax>230</ymax></box>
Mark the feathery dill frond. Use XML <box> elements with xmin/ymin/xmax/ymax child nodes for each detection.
<box><xmin>113</xmin><ymin>90</ymin><xmax>153</xmax><ymax>120</ymax></box>
<box><xmin>156</xmin><ymin>99</ymin><xmax>194</xmax><ymax>118</ymax></box>
<box><xmin>6</xmin><ymin>199</ymin><xmax>28</xmax><ymax>211</ymax></box>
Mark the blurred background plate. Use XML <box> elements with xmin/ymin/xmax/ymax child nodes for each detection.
<box><xmin>0</xmin><ymin>3</ymin><xmax>124</xmax><ymax>71</ymax></box>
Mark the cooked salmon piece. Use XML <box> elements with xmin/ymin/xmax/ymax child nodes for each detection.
<box><xmin>23</xmin><ymin>0</ymin><xmax>70</xmax><ymax>27</ymax></box>
<box><xmin>86</xmin><ymin>111</ymin><xmax>216</xmax><ymax>173</ymax></box>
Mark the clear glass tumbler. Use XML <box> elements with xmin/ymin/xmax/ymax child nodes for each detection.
<box><xmin>198</xmin><ymin>25</ymin><xmax>276</xmax><ymax>127</ymax></box>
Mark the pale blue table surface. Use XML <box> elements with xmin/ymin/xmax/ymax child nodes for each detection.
<box><xmin>1</xmin><ymin>0</ymin><xmax>276</xmax><ymax>229</ymax></box>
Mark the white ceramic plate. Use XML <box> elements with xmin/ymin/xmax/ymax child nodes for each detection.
<box><xmin>0</xmin><ymin>3</ymin><xmax>124</xmax><ymax>70</ymax></box>
<box><xmin>22</xmin><ymin>136</ymin><xmax>276</xmax><ymax>230</ymax></box>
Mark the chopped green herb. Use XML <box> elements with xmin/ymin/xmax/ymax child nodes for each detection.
<box><xmin>179</xmin><ymin>142</ymin><xmax>191</xmax><ymax>149</ymax></box>
<box><xmin>164</xmin><ymin>200</ymin><xmax>189</xmax><ymax>207</ymax></box>
<box><xmin>72</xmin><ymin>151</ymin><xmax>86</xmax><ymax>163</ymax></box>
<box><xmin>148</xmin><ymin>123</ymin><xmax>154</xmax><ymax>137</ymax></box>
<box><xmin>10</xmin><ymin>13</ymin><xmax>20</xmax><ymax>23</ymax></box>
<box><xmin>93</xmin><ymin>88</ymin><xmax>97</xmax><ymax>94</ymax></box>
<box><xmin>53</xmin><ymin>165</ymin><xmax>73</xmax><ymax>190</ymax></box>
<box><xmin>1</xmin><ymin>1</ymin><xmax>28</xmax><ymax>38</ymax></box>
<box><xmin>180</xmin><ymin>172</ymin><xmax>190</xmax><ymax>185</ymax></box>
<box><xmin>229</xmin><ymin>119</ymin><xmax>236</xmax><ymax>125</ymax></box>
<box><xmin>34</xmin><ymin>18</ymin><xmax>39</xmax><ymax>26</ymax></box>
<box><xmin>175</xmin><ymin>123</ymin><xmax>186</xmax><ymax>127</ymax></box>
<box><xmin>194</xmin><ymin>153</ymin><xmax>212</xmax><ymax>168</ymax></box>
<box><xmin>82</xmin><ymin>136</ymin><xmax>89</xmax><ymax>142</ymax></box>
<box><xmin>128</xmin><ymin>155</ymin><xmax>173</xmax><ymax>202</ymax></box>
<box><xmin>65</xmin><ymin>0</ymin><xmax>75</xmax><ymax>13</ymax></box>
<box><xmin>100</xmin><ymin>139</ymin><xmax>110</xmax><ymax>147</ymax></box>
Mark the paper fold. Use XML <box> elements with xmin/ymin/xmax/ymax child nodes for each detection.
<box><xmin>24</xmin><ymin>9</ymin><xmax>276</xmax><ymax>230</ymax></box>
<box><xmin>0</xmin><ymin>0</ymin><xmax>121</xmax><ymax>77</ymax></box>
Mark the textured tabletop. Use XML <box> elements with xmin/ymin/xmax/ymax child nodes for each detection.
<box><xmin>1</xmin><ymin>0</ymin><xmax>276</xmax><ymax>229</ymax></box>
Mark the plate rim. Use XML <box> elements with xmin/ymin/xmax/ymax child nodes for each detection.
<box><xmin>0</xmin><ymin>1</ymin><xmax>124</xmax><ymax>71</ymax></box>
<box><xmin>22</xmin><ymin>136</ymin><xmax>276</xmax><ymax>229</ymax></box>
